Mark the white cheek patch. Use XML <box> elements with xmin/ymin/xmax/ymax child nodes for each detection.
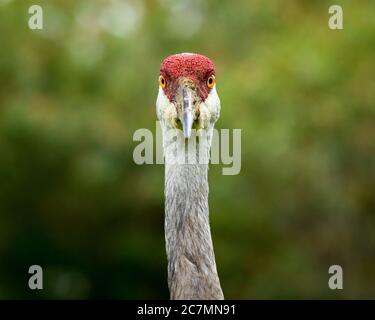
<box><xmin>156</xmin><ymin>87</ymin><xmax>177</xmax><ymax>127</ymax></box>
<box><xmin>201</xmin><ymin>85</ymin><xmax>221</xmax><ymax>124</ymax></box>
<box><xmin>199</xmin><ymin>104</ymin><xmax>209</xmax><ymax>127</ymax></box>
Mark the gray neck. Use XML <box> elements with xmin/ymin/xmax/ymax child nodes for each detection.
<box><xmin>163</xmin><ymin>130</ymin><xmax>223</xmax><ymax>300</ymax></box>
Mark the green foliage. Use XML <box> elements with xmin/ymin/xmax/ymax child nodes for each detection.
<box><xmin>0</xmin><ymin>0</ymin><xmax>374</xmax><ymax>299</ymax></box>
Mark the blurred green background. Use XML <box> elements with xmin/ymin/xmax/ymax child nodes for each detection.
<box><xmin>0</xmin><ymin>0</ymin><xmax>374</xmax><ymax>299</ymax></box>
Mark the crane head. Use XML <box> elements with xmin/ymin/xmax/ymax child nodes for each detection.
<box><xmin>156</xmin><ymin>53</ymin><xmax>220</xmax><ymax>139</ymax></box>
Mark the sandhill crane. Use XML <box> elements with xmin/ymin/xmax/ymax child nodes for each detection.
<box><xmin>156</xmin><ymin>53</ymin><xmax>224</xmax><ymax>300</ymax></box>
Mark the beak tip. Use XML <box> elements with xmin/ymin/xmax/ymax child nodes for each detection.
<box><xmin>182</xmin><ymin>112</ymin><xmax>193</xmax><ymax>139</ymax></box>
<box><xmin>183</xmin><ymin>128</ymin><xmax>192</xmax><ymax>139</ymax></box>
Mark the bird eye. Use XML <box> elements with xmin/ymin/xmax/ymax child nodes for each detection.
<box><xmin>207</xmin><ymin>75</ymin><xmax>216</xmax><ymax>89</ymax></box>
<box><xmin>159</xmin><ymin>75</ymin><xmax>166</xmax><ymax>89</ymax></box>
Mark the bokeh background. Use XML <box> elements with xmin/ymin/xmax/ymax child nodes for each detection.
<box><xmin>0</xmin><ymin>0</ymin><xmax>374</xmax><ymax>299</ymax></box>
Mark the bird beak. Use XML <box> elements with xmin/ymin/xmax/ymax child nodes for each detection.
<box><xmin>182</xmin><ymin>87</ymin><xmax>194</xmax><ymax>139</ymax></box>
